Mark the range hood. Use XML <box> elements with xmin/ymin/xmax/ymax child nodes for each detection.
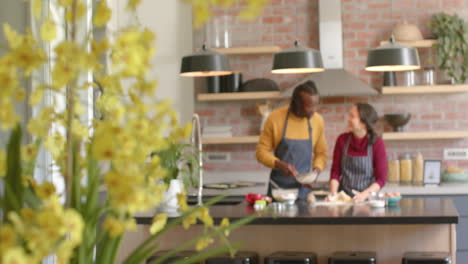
<box><xmin>283</xmin><ymin>0</ymin><xmax>377</xmax><ymax>97</ymax></box>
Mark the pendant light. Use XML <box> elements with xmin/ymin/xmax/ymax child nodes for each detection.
<box><xmin>180</xmin><ymin>44</ymin><xmax>232</xmax><ymax>77</ymax></box>
<box><xmin>271</xmin><ymin>3</ymin><xmax>324</xmax><ymax>74</ymax></box>
<box><xmin>365</xmin><ymin>36</ymin><xmax>420</xmax><ymax>72</ymax></box>
<box><xmin>272</xmin><ymin>40</ymin><xmax>325</xmax><ymax>74</ymax></box>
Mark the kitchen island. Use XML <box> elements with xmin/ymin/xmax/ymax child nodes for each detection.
<box><xmin>121</xmin><ymin>198</ymin><xmax>459</xmax><ymax>264</ymax></box>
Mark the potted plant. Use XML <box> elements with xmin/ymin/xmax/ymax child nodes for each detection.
<box><xmin>155</xmin><ymin>142</ymin><xmax>200</xmax><ymax>209</ymax></box>
<box><xmin>429</xmin><ymin>12</ymin><xmax>468</xmax><ymax>84</ymax></box>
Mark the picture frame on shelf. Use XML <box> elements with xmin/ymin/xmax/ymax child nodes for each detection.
<box><xmin>423</xmin><ymin>160</ymin><xmax>442</xmax><ymax>185</ymax></box>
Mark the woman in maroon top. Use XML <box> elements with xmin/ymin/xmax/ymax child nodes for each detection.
<box><xmin>329</xmin><ymin>103</ymin><xmax>387</xmax><ymax>203</ymax></box>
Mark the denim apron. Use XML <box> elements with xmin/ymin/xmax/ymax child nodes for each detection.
<box><xmin>268</xmin><ymin>111</ymin><xmax>313</xmax><ymax>200</ymax></box>
<box><xmin>339</xmin><ymin>136</ymin><xmax>374</xmax><ymax>197</ymax></box>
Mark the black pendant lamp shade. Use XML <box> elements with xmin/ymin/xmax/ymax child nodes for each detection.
<box><xmin>366</xmin><ymin>37</ymin><xmax>421</xmax><ymax>72</ymax></box>
<box><xmin>272</xmin><ymin>41</ymin><xmax>324</xmax><ymax>74</ymax></box>
<box><xmin>180</xmin><ymin>45</ymin><xmax>232</xmax><ymax>77</ymax></box>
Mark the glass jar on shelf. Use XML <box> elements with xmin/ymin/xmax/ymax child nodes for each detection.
<box><xmin>387</xmin><ymin>158</ymin><xmax>400</xmax><ymax>184</ymax></box>
<box><xmin>399</xmin><ymin>153</ymin><xmax>413</xmax><ymax>185</ymax></box>
<box><xmin>412</xmin><ymin>153</ymin><xmax>424</xmax><ymax>185</ymax></box>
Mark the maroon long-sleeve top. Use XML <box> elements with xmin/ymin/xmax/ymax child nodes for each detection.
<box><xmin>330</xmin><ymin>132</ymin><xmax>387</xmax><ymax>188</ymax></box>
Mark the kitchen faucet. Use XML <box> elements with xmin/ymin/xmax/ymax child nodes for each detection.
<box><xmin>191</xmin><ymin>113</ymin><xmax>203</xmax><ymax>206</ymax></box>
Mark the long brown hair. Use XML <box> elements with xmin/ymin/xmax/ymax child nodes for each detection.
<box><xmin>356</xmin><ymin>103</ymin><xmax>378</xmax><ymax>145</ymax></box>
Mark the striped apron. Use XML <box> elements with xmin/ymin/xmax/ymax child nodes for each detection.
<box><xmin>268</xmin><ymin>111</ymin><xmax>313</xmax><ymax>200</ymax></box>
<box><xmin>339</xmin><ymin>136</ymin><xmax>374</xmax><ymax>197</ymax></box>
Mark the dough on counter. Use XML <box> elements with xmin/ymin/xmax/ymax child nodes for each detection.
<box><xmin>329</xmin><ymin>191</ymin><xmax>353</xmax><ymax>203</ymax></box>
<box><xmin>307</xmin><ymin>192</ymin><xmax>317</xmax><ymax>204</ymax></box>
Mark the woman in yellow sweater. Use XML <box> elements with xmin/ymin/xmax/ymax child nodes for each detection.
<box><xmin>256</xmin><ymin>80</ymin><xmax>328</xmax><ymax>200</ymax></box>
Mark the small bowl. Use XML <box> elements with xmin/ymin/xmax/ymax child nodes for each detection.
<box><xmin>272</xmin><ymin>188</ymin><xmax>298</xmax><ymax>204</ymax></box>
<box><xmin>384</xmin><ymin>113</ymin><xmax>411</xmax><ymax>132</ymax></box>
<box><xmin>296</xmin><ymin>170</ymin><xmax>318</xmax><ymax>184</ymax></box>
<box><xmin>368</xmin><ymin>192</ymin><xmax>386</xmax><ymax>208</ymax></box>
<box><xmin>387</xmin><ymin>196</ymin><xmax>402</xmax><ymax>206</ymax></box>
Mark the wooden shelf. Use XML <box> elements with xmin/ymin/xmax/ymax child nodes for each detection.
<box><xmin>197</xmin><ymin>91</ymin><xmax>283</xmax><ymax>101</ymax></box>
<box><xmin>383</xmin><ymin>131</ymin><xmax>468</xmax><ymax>141</ymax></box>
<box><xmin>381</xmin><ymin>85</ymin><xmax>468</xmax><ymax>95</ymax></box>
<box><xmin>202</xmin><ymin>131</ymin><xmax>468</xmax><ymax>144</ymax></box>
<box><xmin>202</xmin><ymin>136</ymin><xmax>259</xmax><ymax>144</ymax></box>
<box><xmin>379</xmin><ymin>39</ymin><xmax>437</xmax><ymax>48</ymax></box>
<box><xmin>212</xmin><ymin>46</ymin><xmax>281</xmax><ymax>55</ymax></box>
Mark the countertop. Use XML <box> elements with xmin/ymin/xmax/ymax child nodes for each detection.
<box><xmin>135</xmin><ymin>197</ymin><xmax>459</xmax><ymax>225</ymax></box>
<box><xmin>382</xmin><ymin>183</ymin><xmax>468</xmax><ymax>195</ymax></box>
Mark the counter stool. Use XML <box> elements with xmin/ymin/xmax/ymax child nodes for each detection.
<box><xmin>402</xmin><ymin>252</ymin><xmax>451</xmax><ymax>264</ymax></box>
<box><xmin>146</xmin><ymin>250</ymin><xmax>197</xmax><ymax>263</ymax></box>
<box><xmin>264</xmin><ymin>251</ymin><xmax>317</xmax><ymax>264</ymax></box>
<box><xmin>328</xmin><ymin>251</ymin><xmax>376</xmax><ymax>264</ymax></box>
<box><xmin>205</xmin><ymin>251</ymin><xmax>258</xmax><ymax>264</ymax></box>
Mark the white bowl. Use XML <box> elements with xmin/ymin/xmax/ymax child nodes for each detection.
<box><xmin>272</xmin><ymin>188</ymin><xmax>298</xmax><ymax>204</ymax></box>
<box><xmin>296</xmin><ymin>170</ymin><xmax>318</xmax><ymax>184</ymax></box>
<box><xmin>369</xmin><ymin>200</ymin><xmax>386</xmax><ymax>208</ymax></box>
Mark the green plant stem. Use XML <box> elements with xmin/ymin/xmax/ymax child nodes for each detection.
<box><xmin>123</xmin><ymin>195</ymin><xmax>226</xmax><ymax>263</ymax></box>
<box><xmin>4</xmin><ymin>124</ymin><xmax>23</xmax><ymax>221</ymax></box>
<box><xmin>151</xmin><ymin>215</ymin><xmax>255</xmax><ymax>264</ymax></box>
<box><xmin>171</xmin><ymin>242</ymin><xmax>242</xmax><ymax>264</ymax></box>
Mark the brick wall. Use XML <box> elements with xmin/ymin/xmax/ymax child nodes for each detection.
<box><xmin>194</xmin><ymin>0</ymin><xmax>468</xmax><ymax>175</ymax></box>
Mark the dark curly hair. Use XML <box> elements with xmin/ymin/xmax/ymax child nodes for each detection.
<box><xmin>356</xmin><ymin>103</ymin><xmax>379</xmax><ymax>145</ymax></box>
<box><xmin>289</xmin><ymin>80</ymin><xmax>319</xmax><ymax>117</ymax></box>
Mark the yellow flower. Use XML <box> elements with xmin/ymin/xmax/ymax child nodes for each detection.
<box><xmin>57</xmin><ymin>0</ymin><xmax>73</xmax><ymax>7</ymax></box>
<box><xmin>21</xmin><ymin>143</ymin><xmax>38</xmax><ymax>162</ymax></box>
<box><xmin>44</xmin><ymin>133</ymin><xmax>65</xmax><ymax>159</ymax></box>
<box><xmin>0</xmin><ymin>150</ymin><xmax>6</xmax><ymax>177</ymax></box>
<box><xmin>40</xmin><ymin>18</ymin><xmax>57</xmax><ymax>42</ymax></box>
<box><xmin>182</xmin><ymin>213</ymin><xmax>197</xmax><ymax>230</ymax></box>
<box><xmin>103</xmin><ymin>216</ymin><xmax>126</xmax><ymax>237</ymax></box>
<box><xmin>91</xmin><ymin>39</ymin><xmax>109</xmax><ymax>57</ymax></box>
<box><xmin>33</xmin><ymin>182</ymin><xmax>56</xmax><ymax>200</ymax></box>
<box><xmin>94</xmin><ymin>0</ymin><xmax>112</xmax><ymax>27</ymax></box>
<box><xmin>29</xmin><ymin>86</ymin><xmax>44</xmax><ymax>105</ymax></box>
<box><xmin>0</xmin><ymin>58</ymin><xmax>19</xmax><ymax>98</ymax></box>
<box><xmin>2</xmin><ymin>247</ymin><xmax>29</xmax><ymax>264</ymax></box>
<box><xmin>189</xmin><ymin>0</ymin><xmax>211</xmax><ymax>28</ymax></box>
<box><xmin>220</xmin><ymin>217</ymin><xmax>230</xmax><ymax>236</ymax></box>
<box><xmin>15</xmin><ymin>88</ymin><xmax>25</xmax><ymax>101</ymax></box>
<box><xmin>3</xmin><ymin>24</ymin><xmax>21</xmax><ymax>48</ymax></box>
<box><xmin>177</xmin><ymin>192</ymin><xmax>188</xmax><ymax>212</ymax></box>
<box><xmin>199</xmin><ymin>207</ymin><xmax>213</xmax><ymax>227</ymax></box>
<box><xmin>32</xmin><ymin>0</ymin><xmax>42</xmax><ymax>19</ymax></box>
<box><xmin>52</xmin><ymin>61</ymin><xmax>76</xmax><ymax>89</ymax></box>
<box><xmin>0</xmin><ymin>224</ymin><xmax>17</xmax><ymax>250</ymax></box>
<box><xmin>0</xmin><ymin>100</ymin><xmax>20</xmax><ymax>130</ymax></box>
<box><xmin>7</xmin><ymin>29</ymin><xmax>46</xmax><ymax>76</ymax></box>
<box><xmin>127</xmin><ymin>0</ymin><xmax>142</xmax><ymax>9</ymax></box>
<box><xmin>92</xmin><ymin>133</ymin><xmax>115</xmax><ymax>160</ymax></box>
<box><xmin>150</xmin><ymin>213</ymin><xmax>167</xmax><ymax>235</ymax></box>
<box><xmin>66</xmin><ymin>1</ymin><xmax>86</xmax><ymax>22</ymax></box>
<box><xmin>96</xmin><ymin>94</ymin><xmax>125</xmax><ymax>122</ymax></box>
<box><xmin>56</xmin><ymin>241</ymin><xmax>74</xmax><ymax>264</ymax></box>
<box><xmin>125</xmin><ymin>218</ymin><xmax>137</xmax><ymax>232</ymax></box>
<box><xmin>20</xmin><ymin>208</ymin><xmax>35</xmax><ymax>223</ymax></box>
<box><xmin>72</xmin><ymin>118</ymin><xmax>89</xmax><ymax>140</ymax></box>
<box><xmin>64</xmin><ymin>209</ymin><xmax>84</xmax><ymax>244</ymax></box>
<box><xmin>27</xmin><ymin>107</ymin><xmax>54</xmax><ymax>138</ymax></box>
<box><xmin>132</xmin><ymin>79</ymin><xmax>157</xmax><ymax>95</ymax></box>
<box><xmin>7</xmin><ymin>212</ymin><xmax>25</xmax><ymax>235</ymax></box>
<box><xmin>195</xmin><ymin>237</ymin><xmax>214</xmax><ymax>251</ymax></box>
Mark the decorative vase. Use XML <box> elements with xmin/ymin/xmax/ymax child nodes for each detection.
<box><xmin>162</xmin><ymin>179</ymin><xmax>184</xmax><ymax>210</ymax></box>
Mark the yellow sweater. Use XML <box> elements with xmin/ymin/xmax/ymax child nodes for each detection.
<box><xmin>256</xmin><ymin>105</ymin><xmax>328</xmax><ymax>170</ymax></box>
